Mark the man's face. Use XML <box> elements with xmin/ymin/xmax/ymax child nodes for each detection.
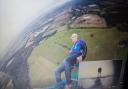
<box><xmin>71</xmin><ymin>36</ymin><xmax>77</xmax><ymax>43</ymax></box>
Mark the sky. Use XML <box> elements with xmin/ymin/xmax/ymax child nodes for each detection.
<box><xmin>0</xmin><ymin>0</ymin><xmax>70</xmax><ymax>54</ymax></box>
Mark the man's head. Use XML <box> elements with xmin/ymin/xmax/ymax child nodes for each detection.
<box><xmin>71</xmin><ymin>33</ymin><xmax>78</xmax><ymax>43</ymax></box>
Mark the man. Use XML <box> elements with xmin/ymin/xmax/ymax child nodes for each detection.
<box><xmin>55</xmin><ymin>33</ymin><xmax>87</xmax><ymax>89</ymax></box>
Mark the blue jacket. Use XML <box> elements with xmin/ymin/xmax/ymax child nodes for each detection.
<box><xmin>70</xmin><ymin>40</ymin><xmax>82</xmax><ymax>55</ymax></box>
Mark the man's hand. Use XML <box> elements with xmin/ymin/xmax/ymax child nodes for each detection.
<box><xmin>65</xmin><ymin>50</ymin><xmax>71</xmax><ymax>54</ymax></box>
<box><xmin>77</xmin><ymin>55</ymin><xmax>83</xmax><ymax>63</ymax></box>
